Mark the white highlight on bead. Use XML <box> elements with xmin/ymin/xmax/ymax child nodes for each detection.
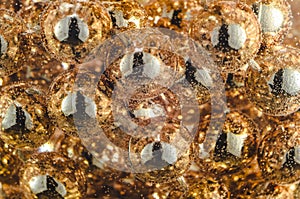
<box><xmin>211</xmin><ymin>24</ymin><xmax>247</xmax><ymax>50</ymax></box>
<box><xmin>268</xmin><ymin>68</ymin><xmax>300</xmax><ymax>96</ymax></box>
<box><xmin>141</xmin><ymin>142</ymin><xmax>177</xmax><ymax>165</ymax></box>
<box><xmin>120</xmin><ymin>53</ymin><xmax>134</xmax><ymax>77</ymax></box>
<box><xmin>194</xmin><ymin>68</ymin><xmax>213</xmax><ymax>88</ymax></box>
<box><xmin>249</xmin><ymin>59</ymin><xmax>261</xmax><ymax>71</ymax></box>
<box><xmin>198</xmin><ymin>143</ymin><xmax>210</xmax><ymax>159</ymax></box>
<box><xmin>295</xmin><ymin>146</ymin><xmax>300</xmax><ymax>165</ymax></box>
<box><xmin>133</xmin><ymin>104</ymin><xmax>165</xmax><ymax>119</ymax></box>
<box><xmin>161</xmin><ymin>5</ymin><xmax>174</xmax><ymax>20</ymax></box>
<box><xmin>61</xmin><ymin>92</ymin><xmax>77</xmax><ymax>116</ymax></box>
<box><xmin>29</xmin><ymin>175</ymin><xmax>67</xmax><ymax>196</ymax></box>
<box><xmin>142</xmin><ymin>53</ymin><xmax>161</xmax><ymax>79</ymax></box>
<box><xmin>120</xmin><ymin>52</ymin><xmax>161</xmax><ymax>79</ymax></box>
<box><xmin>0</xmin><ymin>35</ymin><xmax>8</xmax><ymax>55</ymax></box>
<box><xmin>61</xmin><ymin>92</ymin><xmax>96</xmax><ymax>118</ymax></box>
<box><xmin>228</xmin><ymin>24</ymin><xmax>247</xmax><ymax>50</ymax></box>
<box><xmin>54</xmin><ymin>14</ymin><xmax>89</xmax><ymax>43</ymax></box>
<box><xmin>211</xmin><ymin>26</ymin><xmax>221</xmax><ymax>47</ymax></box>
<box><xmin>257</xmin><ymin>4</ymin><xmax>284</xmax><ymax>33</ymax></box>
<box><xmin>226</xmin><ymin>132</ymin><xmax>248</xmax><ymax>158</ymax></box>
<box><xmin>281</xmin><ymin>68</ymin><xmax>300</xmax><ymax>96</ymax></box>
<box><xmin>295</xmin><ymin>146</ymin><xmax>300</xmax><ymax>164</ymax></box>
<box><xmin>1</xmin><ymin>102</ymin><xmax>34</xmax><ymax>131</ymax></box>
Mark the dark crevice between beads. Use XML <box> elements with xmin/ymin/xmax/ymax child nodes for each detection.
<box><xmin>215</xmin><ymin>24</ymin><xmax>237</xmax><ymax>53</ymax></box>
<box><xmin>170</xmin><ymin>9</ymin><xmax>182</xmax><ymax>28</ymax></box>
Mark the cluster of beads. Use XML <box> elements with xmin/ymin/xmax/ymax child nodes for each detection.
<box><xmin>0</xmin><ymin>0</ymin><xmax>299</xmax><ymax>198</ymax></box>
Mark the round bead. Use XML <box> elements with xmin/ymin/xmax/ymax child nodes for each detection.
<box><xmin>47</xmin><ymin>68</ymin><xmax>99</xmax><ymax>137</ymax></box>
<box><xmin>144</xmin><ymin>0</ymin><xmax>204</xmax><ymax>33</ymax></box>
<box><xmin>189</xmin><ymin>1</ymin><xmax>262</xmax><ymax>72</ymax></box>
<box><xmin>194</xmin><ymin>111</ymin><xmax>259</xmax><ymax>176</ymax></box>
<box><xmin>0</xmin><ymin>9</ymin><xmax>25</xmax><ymax>77</ymax></box>
<box><xmin>258</xmin><ymin>122</ymin><xmax>300</xmax><ymax>184</ymax></box>
<box><xmin>101</xmin><ymin>0</ymin><xmax>148</xmax><ymax>33</ymax></box>
<box><xmin>20</xmin><ymin>152</ymin><xmax>86</xmax><ymax>199</ymax></box>
<box><xmin>251</xmin><ymin>0</ymin><xmax>292</xmax><ymax>48</ymax></box>
<box><xmin>245</xmin><ymin>45</ymin><xmax>300</xmax><ymax>116</ymax></box>
<box><xmin>40</xmin><ymin>0</ymin><xmax>112</xmax><ymax>63</ymax></box>
<box><xmin>0</xmin><ymin>83</ymin><xmax>54</xmax><ymax>149</ymax></box>
<box><xmin>128</xmin><ymin>128</ymin><xmax>193</xmax><ymax>183</ymax></box>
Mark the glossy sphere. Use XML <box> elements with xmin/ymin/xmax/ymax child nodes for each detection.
<box><xmin>189</xmin><ymin>1</ymin><xmax>261</xmax><ymax>72</ymax></box>
<box><xmin>144</xmin><ymin>0</ymin><xmax>204</xmax><ymax>33</ymax></box>
<box><xmin>246</xmin><ymin>46</ymin><xmax>300</xmax><ymax>116</ymax></box>
<box><xmin>101</xmin><ymin>0</ymin><xmax>147</xmax><ymax>33</ymax></box>
<box><xmin>20</xmin><ymin>152</ymin><xmax>86</xmax><ymax>199</ymax></box>
<box><xmin>258</xmin><ymin>122</ymin><xmax>300</xmax><ymax>184</ymax></box>
<box><xmin>129</xmin><ymin>128</ymin><xmax>193</xmax><ymax>183</ymax></box>
<box><xmin>41</xmin><ymin>0</ymin><xmax>112</xmax><ymax>63</ymax></box>
<box><xmin>47</xmin><ymin>68</ymin><xmax>99</xmax><ymax>137</ymax></box>
<box><xmin>96</xmin><ymin>48</ymin><xmax>191</xmax><ymax>149</ymax></box>
<box><xmin>251</xmin><ymin>0</ymin><xmax>292</xmax><ymax>48</ymax></box>
<box><xmin>0</xmin><ymin>9</ymin><xmax>25</xmax><ymax>77</ymax></box>
<box><xmin>0</xmin><ymin>83</ymin><xmax>54</xmax><ymax>149</ymax></box>
<box><xmin>194</xmin><ymin>111</ymin><xmax>259</xmax><ymax>176</ymax></box>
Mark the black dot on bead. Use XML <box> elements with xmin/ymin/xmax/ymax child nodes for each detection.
<box><xmin>0</xmin><ymin>38</ymin><xmax>2</xmax><ymax>56</ymax></box>
<box><xmin>46</xmin><ymin>175</ymin><xmax>58</xmax><ymax>192</ymax></box>
<box><xmin>131</xmin><ymin>52</ymin><xmax>144</xmax><ymax>75</ymax></box>
<box><xmin>282</xmin><ymin>148</ymin><xmax>300</xmax><ymax>171</ymax></box>
<box><xmin>36</xmin><ymin>175</ymin><xmax>64</xmax><ymax>199</ymax></box>
<box><xmin>152</xmin><ymin>142</ymin><xmax>162</xmax><ymax>152</ymax></box>
<box><xmin>215</xmin><ymin>24</ymin><xmax>236</xmax><ymax>53</ymax></box>
<box><xmin>109</xmin><ymin>11</ymin><xmax>117</xmax><ymax>27</ymax></box>
<box><xmin>170</xmin><ymin>9</ymin><xmax>182</xmax><ymax>28</ymax></box>
<box><xmin>252</xmin><ymin>3</ymin><xmax>259</xmax><ymax>16</ymax></box>
<box><xmin>269</xmin><ymin>69</ymin><xmax>284</xmax><ymax>95</ymax></box>
<box><xmin>13</xmin><ymin>0</ymin><xmax>22</xmax><ymax>13</ymax></box>
<box><xmin>73</xmin><ymin>91</ymin><xmax>90</xmax><ymax>120</ymax></box>
<box><xmin>63</xmin><ymin>17</ymin><xmax>82</xmax><ymax>46</ymax></box>
<box><xmin>144</xmin><ymin>142</ymin><xmax>169</xmax><ymax>168</ymax></box>
<box><xmin>15</xmin><ymin>106</ymin><xmax>27</xmax><ymax>131</ymax></box>
<box><xmin>214</xmin><ymin>132</ymin><xmax>228</xmax><ymax>160</ymax></box>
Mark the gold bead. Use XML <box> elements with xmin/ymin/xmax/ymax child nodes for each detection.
<box><xmin>189</xmin><ymin>1</ymin><xmax>262</xmax><ymax>72</ymax></box>
<box><xmin>20</xmin><ymin>152</ymin><xmax>87</xmax><ymax>198</ymax></box>
<box><xmin>0</xmin><ymin>83</ymin><xmax>54</xmax><ymax>149</ymax></box>
<box><xmin>246</xmin><ymin>45</ymin><xmax>300</xmax><ymax>116</ymax></box>
<box><xmin>40</xmin><ymin>0</ymin><xmax>112</xmax><ymax>63</ymax></box>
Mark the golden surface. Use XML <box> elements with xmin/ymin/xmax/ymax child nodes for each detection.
<box><xmin>0</xmin><ymin>0</ymin><xmax>299</xmax><ymax>198</ymax></box>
